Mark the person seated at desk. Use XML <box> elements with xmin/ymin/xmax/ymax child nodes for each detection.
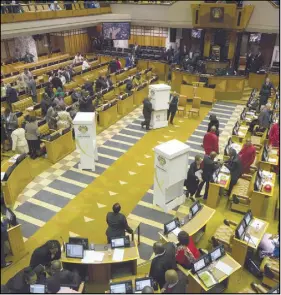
<box><xmin>184</xmin><ymin>155</ymin><xmax>202</xmax><ymax>198</ymax></box>
<box><xmin>30</xmin><ymin>240</ymin><xmax>61</xmax><ymax>270</ymax></box>
<box><xmin>195</xmin><ymin>152</ymin><xmax>220</xmax><ymax>200</ymax></box>
<box><xmin>238</xmin><ymin>138</ymin><xmax>256</xmax><ymax>174</ymax></box>
<box><xmin>125</xmin><ymin>79</ymin><xmax>134</xmax><ymax>96</ymax></box>
<box><xmin>259</xmin><ymin>77</ymin><xmax>276</xmax><ymax>110</ymax></box>
<box><xmin>161</xmin><ymin>269</ymin><xmax>187</xmax><ymax>294</ymax></box>
<box><xmin>47</xmin><ymin>276</ymin><xmax>79</xmax><ymax>293</ymax></box>
<box><xmin>104</xmin><ymin>75</ymin><xmax>113</xmax><ymax>88</ymax></box>
<box><xmin>56</xmin><ymin>105</ymin><xmax>73</xmax><ymax>129</ymax></box>
<box><xmin>49</xmin><ymin>260</ymin><xmax>81</xmax><ymax>287</ymax></box>
<box><xmin>203</xmin><ymin>126</ymin><xmax>219</xmax><ymax>155</ymax></box>
<box><xmin>95</xmin><ymin>75</ymin><xmax>106</xmax><ymax>92</ymax></box>
<box><xmin>207</xmin><ymin>114</ymin><xmax>220</xmax><ymax>136</ymax></box>
<box><xmin>258</xmin><ymin>103</ymin><xmax>271</xmax><ymax>130</ymax></box>
<box><xmin>6</xmin><ymin>267</ymin><xmax>38</xmax><ymax>293</ymax></box>
<box><xmin>224</xmin><ymin>148</ymin><xmax>242</xmax><ymax>197</ymax></box>
<box><xmin>132</xmin><ymin>74</ymin><xmax>143</xmax><ymax>88</ymax></box>
<box><xmin>11</xmin><ymin>124</ymin><xmax>29</xmax><ymax>154</ymax></box>
<box><xmin>142</xmin><ymin>286</ymin><xmax>154</xmax><ymax>293</ymax></box>
<box><xmin>82</xmin><ymin>58</ymin><xmax>91</xmax><ymax>71</ymax></box>
<box><xmin>5</xmin><ymin>84</ymin><xmax>18</xmax><ymax>109</ymax></box>
<box><xmin>268</xmin><ymin>120</ymin><xmax>280</xmax><ymax>148</ymax></box>
<box><xmin>79</xmin><ymin>91</ymin><xmax>94</xmax><ymax>112</ymax></box>
<box><xmin>175</xmin><ymin>231</ymin><xmax>200</xmax><ymax>269</ymax></box>
<box><xmin>106</xmin><ymin>203</ymin><xmax>133</xmax><ymax>243</ymax></box>
<box><xmin>149</xmin><ymin>242</ymin><xmax>177</xmax><ymax>289</ymax></box>
<box><xmin>82</xmin><ymin>81</ymin><xmax>95</xmax><ymax>96</ymax></box>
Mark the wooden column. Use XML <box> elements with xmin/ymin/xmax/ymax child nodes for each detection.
<box><xmin>203</xmin><ymin>29</ymin><xmax>212</xmax><ymax>57</ymax></box>
<box><xmin>228</xmin><ymin>31</ymin><xmax>237</xmax><ymax>61</ymax></box>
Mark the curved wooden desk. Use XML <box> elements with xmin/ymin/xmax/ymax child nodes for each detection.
<box><xmin>61</xmin><ymin>242</ymin><xmax>139</xmax><ymax>283</ymax></box>
<box><xmin>159</xmin><ymin>205</ymin><xmax>215</xmax><ymax>244</ymax></box>
<box><xmin>172</xmin><ymin>70</ymin><xmax>245</xmax><ymax>101</ymax></box>
<box><xmin>248</xmin><ymin>72</ymin><xmax>280</xmax><ymax>89</ymax></box>
<box><xmin>1</xmin><ymin>156</ymin><xmax>33</xmax><ymax>207</ymax></box>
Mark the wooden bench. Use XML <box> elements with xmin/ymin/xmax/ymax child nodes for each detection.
<box><xmin>11</xmin><ymin>97</ymin><xmax>33</xmax><ymax>113</ymax></box>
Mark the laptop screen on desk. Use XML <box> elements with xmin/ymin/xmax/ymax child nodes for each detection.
<box><xmin>193</xmin><ymin>257</ymin><xmax>206</xmax><ymax>273</ymax></box>
<box><xmin>244</xmin><ymin>211</ymin><xmax>252</xmax><ymax>226</ymax></box>
<box><xmin>190</xmin><ymin>202</ymin><xmax>200</xmax><ymax>216</ymax></box>
<box><xmin>110</xmin><ymin>281</ymin><xmax>133</xmax><ymax>294</ymax></box>
<box><xmin>111</xmin><ymin>237</ymin><xmax>125</xmax><ymax>248</ymax></box>
<box><xmin>165</xmin><ymin>219</ymin><xmax>177</xmax><ymax>234</ymax></box>
<box><xmin>66</xmin><ymin>243</ymin><xmax>84</xmax><ymax>259</ymax></box>
<box><xmin>30</xmin><ymin>284</ymin><xmax>45</xmax><ymax>294</ymax></box>
<box><xmin>135</xmin><ymin>278</ymin><xmax>153</xmax><ymax>292</ymax></box>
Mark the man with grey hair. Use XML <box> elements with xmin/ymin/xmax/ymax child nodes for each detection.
<box><xmin>49</xmin><ymin>260</ymin><xmax>81</xmax><ymax>287</ymax></box>
<box><xmin>258</xmin><ymin>103</ymin><xmax>272</xmax><ymax>129</ymax></box>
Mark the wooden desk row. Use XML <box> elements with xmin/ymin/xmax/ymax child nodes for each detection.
<box><xmin>248</xmin><ymin>72</ymin><xmax>280</xmax><ymax>90</ymax></box>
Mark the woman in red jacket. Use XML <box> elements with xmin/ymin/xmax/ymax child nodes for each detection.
<box><xmin>238</xmin><ymin>138</ymin><xmax>256</xmax><ymax>174</ymax></box>
<box><xmin>268</xmin><ymin>121</ymin><xmax>280</xmax><ymax>148</ymax></box>
<box><xmin>176</xmin><ymin>231</ymin><xmax>200</xmax><ymax>269</ymax></box>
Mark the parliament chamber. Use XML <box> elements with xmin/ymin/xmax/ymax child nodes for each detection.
<box><xmin>0</xmin><ymin>0</ymin><xmax>280</xmax><ymax>294</ymax></box>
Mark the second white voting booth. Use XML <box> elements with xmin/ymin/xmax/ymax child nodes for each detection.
<box><xmin>73</xmin><ymin>112</ymin><xmax>98</xmax><ymax>171</ymax></box>
<box><xmin>153</xmin><ymin>140</ymin><xmax>190</xmax><ymax>212</ymax></box>
<box><xmin>149</xmin><ymin>84</ymin><xmax>171</xmax><ymax>129</ymax></box>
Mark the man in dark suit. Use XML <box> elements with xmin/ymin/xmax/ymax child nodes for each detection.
<box><xmin>6</xmin><ymin>267</ymin><xmax>37</xmax><ymax>293</ymax></box>
<box><xmin>5</xmin><ymin>84</ymin><xmax>18</xmax><ymax>108</ymax></box>
<box><xmin>49</xmin><ymin>260</ymin><xmax>81</xmax><ymax>287</ymax></box>
<box><xmin>51</xmin><ymin>74</ymin><xmax>63</xmax><ymax>90</ymax></box>
<box><xmin>30</xmin><ymin>240</ymin><xmax>61</xmax><ymax>269</ymax></box>
<box><xmin>149</xmin><ymin>242</ymin><xmax>177</xmax><ymax>289</ymax></box>
<box><xmin>104</xmin><ymin>75</ymin><xmax>113</xmax><ymax>88</ymax></box>
<box><xmin>224</xmin><ymin>148</ymin><xmax>242</xmax><ymax>197</ymax></box>
<box><xmin>95</xmin><ymin>75</ymin><xmax>106</xmax><ymax>93</ymax></box>
<box><xmin>106</xmin><ymin>203</ymin><xmax>133</xmax><ymax>243</ymax></box>
<box><xmin>259</xmin><ymin>77</ymin><xmax>276</xmax><ymax>110</ymax></box>
<box><xmin>162</xmin><ymin>269</ymin><xmax>187</xmax><ymax>293</ymax></box>
<box><xmin>195</xmin><ymin>152</ymin><xmax>220</xmax><ymax>199</ymax></box>
<box><xmin>141</xmin><ymin>97</ymin><xmax>153</xmax><ymax>130</ymax></box>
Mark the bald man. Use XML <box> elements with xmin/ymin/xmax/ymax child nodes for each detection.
<box><xmin>203</xmin><ymin>126</ymin><xmax>219</xmax><ymax>155</ymax></box>
<box><xmin>49</xmin><ymin>260</ymin><xmax>81</xmax><ymax>287</ymax></box>
<box><xmin>142</xmin><ymin>286</ymin><xmax>154</xmax><ymax>293</ymax></box>
<box><xmin>195</xmin><ymin>152</ymin><xmax>220</xmax><ymax>199</ymax></box>
<box><xmin>161</xmin><ymin>270</ymin><xmax>187</xmax><ymax>293</ymax></box>
<box><xmin>149</xmin><ymin>242</ymin><xmax>177</xmax><ymax>289</ymax></box>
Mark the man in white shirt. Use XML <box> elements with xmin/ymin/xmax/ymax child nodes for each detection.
<box><xmin>59</xmin><ymin>73</ymin><xmax>66</xmax><ymax>85</ymax></box>
<box><xmin>11</xmin><ymin>126</ymin><xmax>29</xmax><ymax>154</ymax></box>
<box><xmin>82</xmin><ymin>59</ymin><xmax>90</xmax><ymax>71</ymax></box>
<box><xmin>49</xmin><ymin>1</ymin><xmax>62</xmax><ymax>11</ymax></box>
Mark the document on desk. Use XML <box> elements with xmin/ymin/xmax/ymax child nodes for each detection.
<box><xmin>172</xmin><ymin>227</ymin><xmax>181</xmax><ymax>236</ymax></box>
<box><xmin>250</xmin><ymin>219</ymin><xmax>264</xmax><ymax>230</ymax></box>
<box><xmin>112</xmin><ymin>248</ymin><xmax>124</xmax><ymax>261</ymax></box>
<box><xmin>244</xmin><ymin>235</ymin><xmax>259</xmax><ymax>246</ymax></box>
<box><xmin>82</xmin><ymin>250</ymin><xmax>105</xmax><ymax>263</ymax></box>
<box><xmin>197</xmin><ymin>270</ymin><xmax>217</xmax><ymax>288</ymax></box>
<box><xmin>215</xmin><ymin>261</ymin><xmax>233</xmax><ymax>276</ymax></box>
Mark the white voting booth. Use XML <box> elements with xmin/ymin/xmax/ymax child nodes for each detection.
<box><xmin>149</xmin><ymin>84</ymin><xmax>170</xmax><ymax>129</ymax></box>
<box><xmin>153</xmin><ymin>140</ymin><xmax>190</xmax><ymax>212</ymax></box>
<box><xmin>73</xmin><ymin>112</ymin><xmax>98</xmax><ymax>171</ymax></box>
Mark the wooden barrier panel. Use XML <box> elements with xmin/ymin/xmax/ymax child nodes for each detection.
<box><xmin>7</xmin><ymin>224</ymin><xmax>25</xmax><ymax>257</ymax></box>
<box><xmin>43</xmin><ymin>131</ymin><xmax>75</xmax><ymax>164</ymax></box>
<box><xmin>248</xmin><ymin>73</ymin><xmax>266</xmax><ymax>89</ymax></box>
<box><xmin>133</xmin><ymin>86</ymin><xmax>149</xmax><ymax>106</ymax></box>
<box><xmin>117</xmin><ymin>95</ymin><xmax>134</xmax><ymax>115</ymax></box>
<box><xmin>99</xmin><ymin>104</ymin><xmax>118</xmax><ymax>128</ymax></box>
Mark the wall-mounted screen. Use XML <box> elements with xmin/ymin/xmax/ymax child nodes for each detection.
<box><xmin>102</xmin><ymin>22</ymin><xmax>131</xmax><ymax>40</ymax></box>
<box><xmin>191</xmin><ymin>29</ymin><xmax>202</xmax><ymax>39</ymax></box>
<box><xmin>249</xmin><ymin>33</ymin><xmax>261</xmax><ymax>43</ymax></box>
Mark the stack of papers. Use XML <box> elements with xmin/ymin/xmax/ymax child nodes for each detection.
<box><xmin>268</xmin><ymin>158</ymin><xmax>277</xmax><ymax>163</ymax></box>
<box><xmin>198</xmin><ymin>270</ymin><xmax>217</xmax><ymax>288</ymax></box>
<box><xmin>220</xmin><ymin>166</ymin><xmax>230</xmax><ymax>174</ymax></box>
<box><xmin>81</xmin><ymin>250</ymin><xmax>105</xmax><ymax>263</ymax></box>
<box><xmin>215</xmin><ymin>261</ymin><xmax>233</xmax><ymax>276</ymax></box>
<box><xmin>112</xmin><ymin>248</ymin><xmax>124</xmax><ymax>261</ymax></box>
<box><xmin>172</xmin><ymin>227</ymin><xmax>181</xmax><ymax>236</ymax></box>
<box><xmin>250</xmin><ymin>219</ymin><xmax>264</xmax><ymax>230</ymax></box>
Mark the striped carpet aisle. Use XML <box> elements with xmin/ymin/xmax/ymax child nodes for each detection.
<box><xmin>128</xmin><ymin>101</ymin><xmax>245</xmax><ymax>262</ymax></box>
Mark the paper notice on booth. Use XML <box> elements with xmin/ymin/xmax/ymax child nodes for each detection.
<box><xmin>112</xmin><ymin>248</ymin><xmax>124</xmax><ymax>261</ymax></box>
<box><xmin>172</xmin><ymin>227</ymin><xmax>181</xmax><ymax>236</ymax></box>
<box><xmin>1</xmin><ymin>172</ymin><xmax>5</xmax><ymax>181</ymax></box>
<box><xmin>82</xmin><ymin>250</ymin><xmax>104</xmax><ymax>263</ymax></box>
<box><xmin>215</xmin><ymin>261</ymin><xmax>233</xmax><ymax>276</ymax></box>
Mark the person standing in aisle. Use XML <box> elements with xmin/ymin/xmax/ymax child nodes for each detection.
<box><xmin>141</xmin><ymin>97</ymin><xmax>153</xmax><ymax>131</ymax></box>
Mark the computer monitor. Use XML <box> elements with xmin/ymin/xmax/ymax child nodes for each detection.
<box><xmin>30</xmin><ymin>284</ymin><xmax>45</xmax><ymax>294</ymax></box>
<box><xmin>254</xmin><ymin>175</ymin><xmax>263</xmax><ymax>192</ymax></box>
<box><xmin>69</xmin><ymin>237</ymin><xmax>89</xmax><ymax>250</ymax></box>
<box><xmin>243</xmin><ymin>210</ymin><xmax>253</xmax><ymax>227</ymax></box>
<box><xmin>111</xmin><ymin>236</ymin><xmax>130</xmax><ymax>249</ymax></box>
<box><xmin>135</xmin><ymin>277</ymin><xmax>153</xmax><ymax>292</ymax></box>
<box><xmin>209</xmin><ymin>245</ymin><xmax>225</xmax><ymax>262</ymax></box>
<box><xmin>191</xmin><ymin>254</ymin><xmax>210</xmax><ymax>274</ymax></box>
<box><xmin>65</xmin><ymin>243</ymin><xmax>84</xmax><ymax>259</ymax></box>
<box><xmin>164</xmin><ymin>218</ymin><xmax>180</xmax><ymax>235</ymax></box>
<box><xmin>109</xmin><ymin>280</ymin><xmax>133</xmax><ymax>294</ymax></box>
<box><xmin>190</xmin><ymin>201</ymin><xmax>201</xmax><ymax>217</ymax></box>
<box><xmin>235</xmin><ymin>220</ymin><xmax>246</xmax><ymax>240</ymax></box>
<box><xmin>262</xmin><ymin>148</ymin><xmax>269</xmax><ymax>162</ymax></box>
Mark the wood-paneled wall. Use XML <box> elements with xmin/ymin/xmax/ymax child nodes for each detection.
<box><xmin>128</xmin><ymin>35</ymin><xmax>166</xmax><ymax>47</ymax></box>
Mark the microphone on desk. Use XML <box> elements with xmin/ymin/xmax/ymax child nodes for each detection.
<box><xmin>60</xmin><ymin>236</ymin><xmax>66</xmax><ymax>252</ymax></box>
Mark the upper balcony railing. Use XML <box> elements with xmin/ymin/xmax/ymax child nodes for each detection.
<box><xmin>1</xmin><ymin>1</ymin><xmax>111</xmax><ymax>23</ymax></box>
<box><xmin>268</xmin><ymin>0</ymin><xmax>280</xmax><ymax>8</ymax></box>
